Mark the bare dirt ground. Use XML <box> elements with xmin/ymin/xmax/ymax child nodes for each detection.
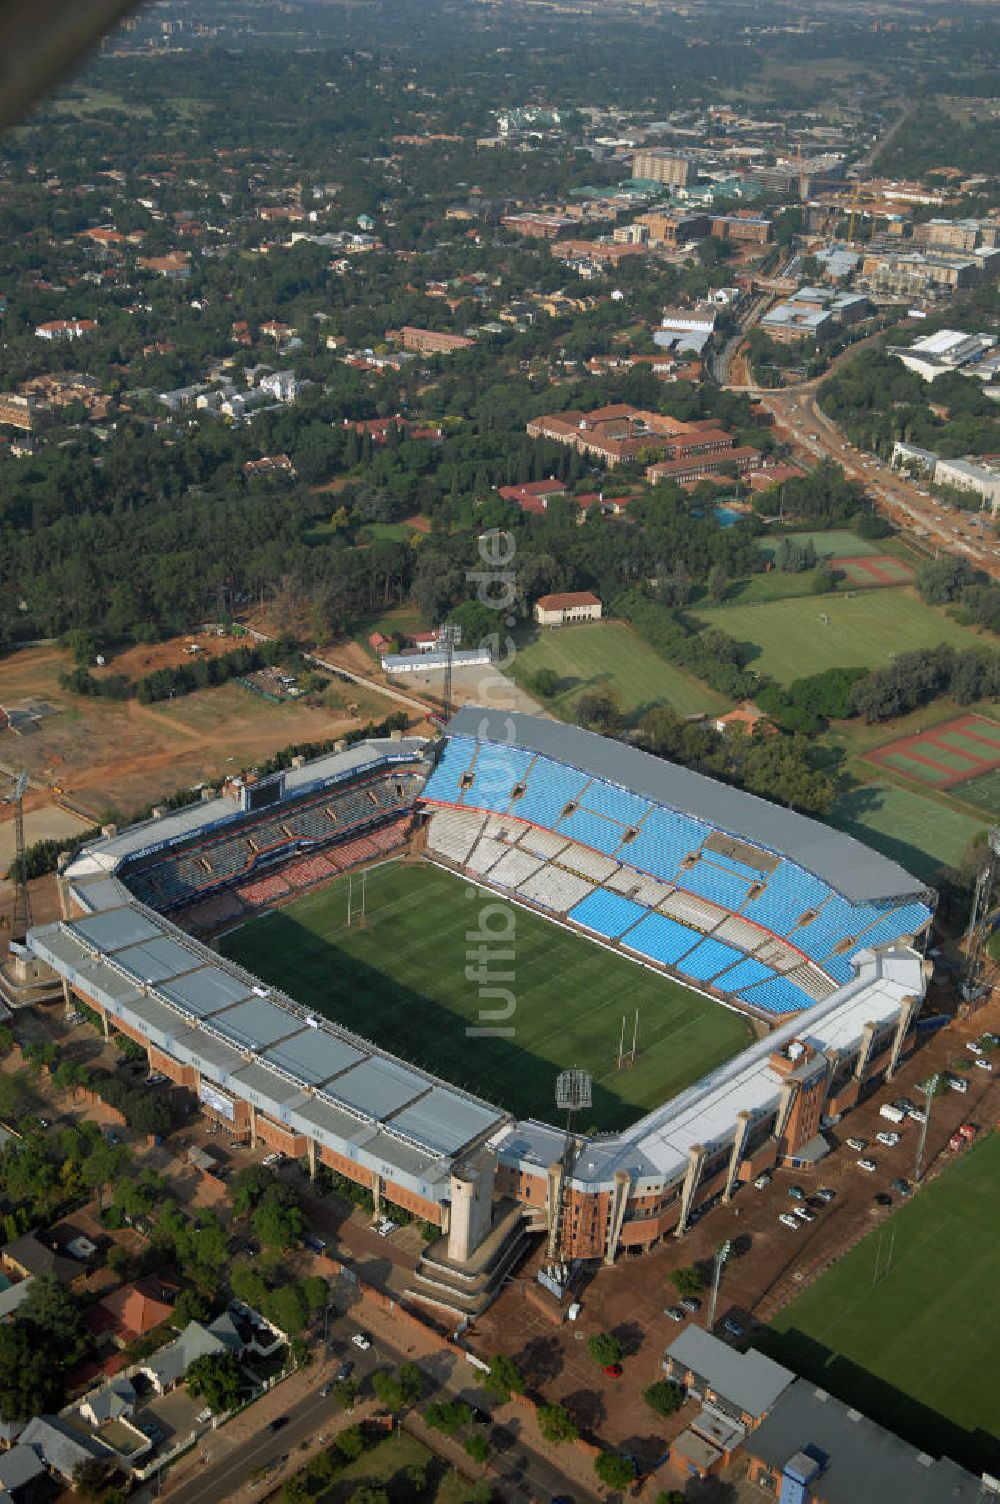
<box><xmin>0</xmin><ymin>638</ymin><xmax>424</xmax><ymax>827</ymax></box>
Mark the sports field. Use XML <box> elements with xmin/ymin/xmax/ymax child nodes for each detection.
<box><xmin>693</xmin><ymin>588</ymin><xmax>987</xmax><ymax>686</ymax></box>
<box><xmin>867</xmin><ymin>714</ymin><xmax>1000</xmax><ymax>790</ymax></box>
<box><xmin>830</xmin><ymin>554</ymin><xmax>913</xmax><ymax>587</ymax></box>
<box><xmin>765</xmin><ymin>1135</ymin><xmax>1000</xmax><ymax>1472</ymax></box>
<box><xmin>758</xmin><ymin>529</ymin><xmax>880</xmax><ymax>560</ymax></box>
<box><xmin>219</xmin><ymin>861</ymin><xmax>754</xmax><ymax>1132</ymax></box>
<box><xmin>505</xmin><ymin>621</ymin><xmax>729</xmax><ymax>721</ymax></box>
<box><xmin>830</xmin><ymin>782</ymin><xmax>984</xmax><ymax>884</ymax></box>
<box><xmin>957</xmin><ymin>768</ymin><xmax>1000</xmax><ymax>813</ymax></box>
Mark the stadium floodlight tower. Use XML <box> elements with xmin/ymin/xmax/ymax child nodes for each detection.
<box><xmin>961</xmin><ymin>826</ymin><xmax>1000</xmax><ymax>1007</ymax></box>
<box><xmin>436</xmin><ymin>622</ymin><xmax>461</xmax><ymax>725</ymax></box>
<box><xmin>548</xmin><ymin>1068</ymin><xmax>592</xmax><ymax>1258</ymax></box>
<box><xmin>5</xmin><ymin>772</ymin><xmax>31</xmax><ymax>943</ymax></box>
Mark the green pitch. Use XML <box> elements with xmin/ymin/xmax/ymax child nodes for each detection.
<box><xmin>692</xmin><ymin>588</ymin><xmax>986</xmax><ymax>686</ymax></box>
<box><xmin>220</xmin><ymin>861</ymin><xmax>754</xmax><ymax>1132</ymax></box>
<box><xmin>764</xmin><ymin>1135</ymin><xmax>1000</xmax><ymax>1474</ymax></box>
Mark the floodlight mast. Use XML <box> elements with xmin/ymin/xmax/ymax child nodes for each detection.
<box><xmin>548</xmin><ymin>1069</ymin><xmax>592</xmax><ymax>1259</ymax></box>
<box><xmin>436</xmin><ymin>623</ymin><xmax>461</xmax><ymax>725</ymax></box>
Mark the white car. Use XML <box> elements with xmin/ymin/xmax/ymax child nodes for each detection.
<box><xmin>754</xmin><ymin>1172</ymin><xmax>772</xmax><ymax>1190</ymax></box>
<box><xmin>846</xmin><ymin>1136</ymin><xmax>867</xmax><ymax>1152</ymax></box>
<box><xmin>975</xmin><ymin>1058</ymin><xmax>993</xmax><ymax>1072</ymax></box>
<box><xmin>351</xmin><ymin>1332</ymin><xmax>372</xmax><ymax>1350</ymax></box>
<box><xmin>908</xmin><ymin>1108</ymin><xmax>926</xmax><ymax>1124</ymax></box>
<box><xmin>778</xmin><ymin>1213</ymin><xmax>801</xmax><ymax>1230</ymax></box>
<box><xmin>373</xmin><ymin>1217</ymin><xmax>396</xmax><ymax>1237</ymax></box>
<box><xmin>966</xmin><ymin>1041</ymin><xmax>983</xmax><ymax>1055</ymax></box>
<box><xmin>857</xmin><ymin>1158</ymin><xmax>877</xmax><ymax>1173</ymax></box>
<box><xmin>261</xmin><ymin>1152</ymin><xmax>283</xmax><ymax>1168</ymax></box>
<box><xmin>876</xmin><ymin>1131</ymin><xmax>900</xmax><ymax>1148</ymax></box>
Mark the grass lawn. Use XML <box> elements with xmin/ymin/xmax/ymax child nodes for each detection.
<box><xmin>758</xmin><ymin>529</ymin><xmax>879</xmax><ymax>560</ymax></box>
<box><xmin>727</xmin><ymin>569</ymin><xmax>833</xmax><ymax>605</ymax></box>
<box><xmin>504</xmin><ymin>622</ymin><xmax>730</xmax><ymax>723</ymax></box>
<box><xmin>956</xmin><ymin>768</ymin><xmax>1000</xmax><ymax>813</ymax></box>
<box><xmin>220</xmin><ymin>861</ymin><xmax>753</xmax><ymax>1132</ymax></box>
<box><xmin>829</xmin><ymin>782</ymin><xmax>985</xmax><ymax>885</ymax></box>
<box><xmin>320</xmin><ymin>1429</ymin><xmax>472</xmax><ymax>1503</ymax></box>
<box><xmin>692</xmin><ymin>588</ymin><xmax>987</xmax><ymax>686</ymax></box>
<box><xmin>763</xmin><ymin>1135</ymin><xmax>1000</xmax><ymax>1474</ymax></box>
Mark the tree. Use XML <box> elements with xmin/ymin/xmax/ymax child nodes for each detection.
<box><xmin>185</xmin><ymin>1352</ymin><xmax>242</xmax><ymax>1415</ymax></box>
<box><xmin>644</xmin><ymin>1380</ymin><xmax>684</xmax><ymax>1417</ymax></box>
<box><xmin>372</xmin><ymin>1370</ymin><xmax>407</xmax><ymax>1412</ymax></box>
<box><xmin>706</xmin><ymin>563</ymin><xmax>728</xmax><ymax>601</ymax></box>
<box><xmin>528</xmin><ymin>667</ymin><xmax>560</xmax><ymax>698</ymax></box>
<box><xmin>425</xmin><ymin>1399</ymin><xmax>473</xmax><ymax>1435</ymax></box>
<box><xmin>670</xmin><ymin>1265</ymin><xmax>706</xmax><ymax>1299</ymax></box>
<box><xmin>265</xmin><ymin>1282</ymin><xmax>308</xmax><ymax>1337</ymax></box>
<box><xmin>595</xmin><ymin>1452</ymin><xmax>635</xmax><ymax>1489</ymax></box>
<box><xmin>173</xmin><ymin>1289</ymin><xmax>210</xmax><ymax>1326</ymax></box>
<box><xmin>465</xmin><ymin>1432</ymin><xmax>489</xmax><ymax>1465</ymax></box>
<box><xmin>586</xmin><ymin>1332</ymin><xmax>623</xmax><ymax>1369</ymax></box>
<box><xmin>575</xmin><ymin>689</ymin><xmax>620</xmax><ymax>732</ymax></box>
<box><xmin>335</xmin><ymin>1425</ymin><xmax>366</xmax><ymax>1461</ymax></box>
<box><xmin>230</xmin><ymin>1163</ymin><xmax>277</xmax><ymax>1217</ymax></box>
<box><xmin>538</xmin><ymin>1404</ymin><xmax>579</xmax><ymax>1443</ymax></box>
<box><xmin>484</xmin><ymin>1352</ymin><xmax>525</xmax><ymax>1402</ymax></box>
<box><xmin>282</xmin><ymin>1477</ymin><xmax>309</xmax><ymax>1504</ymax></box>
<box><xmin>399</xmin><ymin>1362</ymin><xmax>423</xmax><ymax>1404</ymax></box>
<box><xmin>252</xmin><ymin>1185</ymin><xmax>306</xmax><ymax>1250</ymax></box>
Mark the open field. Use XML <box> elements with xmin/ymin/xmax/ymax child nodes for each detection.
<box><xmin>829</xmin><ymin>782</ymin><xmax>985</xmax><ymax>886</ymax></box>
<box><xmin>763</xmin><ymin>1135</ymin><xmax>1000</xmax><ymax>1474</ymax></box>
<box><xmin>0</xmin><ymin>640</ymin><xmax>415</xmax><ymax>823</ymax></box>
<box><xmin>867</xmin><ymin>714</ymin><xmax>1000</xmax><ymax>790</ymax></box>
<box><xmin>957</xmin><ymin>768</ymin><xmax>1000</xmax><ymax>813</ymax></box>
<box><xmin>831</xmin><ymin>554</ymin><xmax>913</xmax><ymax>586</ymax></box>
<box><xmin>327</xmin><ymin>1430</ymin><xmax>469</xmax><ymax>1504</ymax></box>
<box><xmin>220</xmin><ymin>860</ymin><xmax>754</xmax><ymax>1132</ymax></box>
<box><xmin>758</xmin><ymin>529</ymin><xmax>880</xmax><ymax>560</ymax></box>
<box><xmin>693</xmin><ymin>588</ymin><xmax>988</xmax><ymax>686</ymax></box>
<box><xmin>503</xmin><ymin>622</ymin><xmax>730</xmax><ymax>722</ymax></box>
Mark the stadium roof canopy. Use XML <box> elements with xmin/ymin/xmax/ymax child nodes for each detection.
<box><xmin>445</xmin><ymin>707</ymin><xmax>927</xmax><ymax>903</ymax></box>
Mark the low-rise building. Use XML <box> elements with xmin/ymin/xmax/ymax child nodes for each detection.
<box><xmin>533</xmin><ymin>590</ymin><xmax>602</xmax><ymax>626</ymax></box>
<box><xmin>655</xmin><ymin>303</ymin><xmax>718</xmax><ymax>355</ymax></box>
<box><xmin>663</xmin><ymin>1328</ymin><xmax>793</xmax><ymax>1430</ymax></box>
<box><xmin>34</xmin><ymin>318</ymin><xmax>98</xmax><ymax>340</ymax></box>
<box><xmin>400</xmin><ymin>326</ymin><xmax>474</xmax><ymax>355</ymax></box>
<box><xmin>933</xmin><ymin>456</ymin><xmax>1000</xmax><ymax>512</ymax></box>
<box><xmin>710</xmin><ymin>214</ymin><xmax>772</xmax><ymax>245</ymax></box>
<box><xmin>745</xmin><ymin>1378</ymin><xmax>985</xmax><ymax>1504</ymax></box>
<box><xmin>887</xmin><ymin>328</ymin><xmax>997</xmax><ymax>381</ymax></box>
<box><xmin>761</xmin><ymin>286</ymin><xmax>871</xmax><ymax>344</ymax></box>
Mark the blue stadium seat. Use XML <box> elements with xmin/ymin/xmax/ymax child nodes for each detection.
<box><xmin>678</xmin><ymin>860</ymin><xmax>753</xmax><ymax>911</ymax></box>
<box><xmin>680</xmin><ymin>936</ymin><xmax>745</xmax><ymax>983</ymax></box>
<box><xmin>623</xmin><ymin>911</ymin><xmax>701</xmax><ymax>967</ymax></box>
<box><xmin>470</xmin><ymin>745</ymin><xmax>535</xmax><ymax>812</ymax></box>
<box><xmin>622</xmin><ymin>808</ymin><xmax>709</xmax><ymax>883</ymax></box>
<box><xmin>712</xmin><ymin>957</ymin><xmax>775</xmax><ymax>992</ymax></box>
<box><xmin>568</xmin><ymin>889</ymin><xmax>647</xmax><ymax>940</ymax></box>
<box><xmin>741</xmin><ymin>861</ymin><xmax>831</xmax><ymax>935</ymax></box>
<box><xmin>738</xmin><ymin>974</ymin><xmax>813</xmax><ymax>1015</ymax></box>
<box><xmin>422</xmin><ymin>736</ymin><xmax>477</xmax><ymax>805</ymax></box>
<box><xmin>701</xmin><ymin>848</ymin><xmax>767</xmax><ymax>881</ymax></box>
<box><xmin>557</xmin><ymin>807</ymin><xmax>627</xmax><ymax>855</ymax></box>
<box><xmin>577</xmin><ymin>780</ymin><xmax>651</xmax><ymax>827</ymax></box>
<box><xmin>848</xmin><ymin>902</ymin><xmax>932</xmax><ymax>955</ymax></box>
<box><xmin>510</xmin><ymin>756</ymin><xmax>589</xmax><ymax>828</ymax></box>
<box><xmin>791</xmin><ymin>895</ymin><xmax>869</xmax><ymax>961</ymax></box>
<box><xmin>822</xmin><ymin>952</ymin><xmax>855</xmax><ymax>985</ymax></box>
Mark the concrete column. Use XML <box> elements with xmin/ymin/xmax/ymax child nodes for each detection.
<box><xmin>886</xmin><ymin>995</ymin><xmax>920</xmax><ymax>1081</ymax></box>
<box><xmin>603</xmin><ymin>1170</ymin><xmax>631</xmax><ymax>1266</ymax></box>
<box><xmin>248</xmin><ymin>1102</ymin><xmax>257</xmax><ymax>1150</ymax></box>
<box><xmin>545</xmin><ymin>1159</ymin><xmax>564</xmax><ymax>1259</ymax></box>
<box><xmin>774</xmin><ymin>1078</ymin><xmax>798</xmax><ymax>1143</ymax></box>
<box><xmin>372</xmin><ymin>1172</ymin><xmax>383</xmax><ymax>1217</ymax></box>
<box><xmin>723</xmin><ymin>1112</ymin><xmax>752</xmax><ymax>1203</ymax></box>
<box><xmin>447</xmin><ymin>1152</ymin><xmax>496</xmax><ymax>1263</ymax></box>
<box><xmin>675</xmin><ymin>1143</ymin><xmax>706</xmax><ymax>1239</ymax></box>
<box><xmin>307</xmin><ymin>1137</ymin><xmax>317</xmax><ymax>1180</ymax></box>
<box><xmin>854</xmin><ymin>1020</ymin><xmax>878</xmax><ymax>1083</ymax></box>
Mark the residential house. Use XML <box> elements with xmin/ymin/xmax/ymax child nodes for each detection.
<box><xmin>137</xmin><ymin>251</ymin><xmax>191</xmax><ymax>280</ymax></box>
<box><xmin>0</xmin><ymin>1442</ymin><xmax>47</xmax><ymax>1502</ymax></box>
<box><xmin>497</xmin><ymin>478</ymin><xmax>568</xmax><ymax>515</ymax></box>
<box><xmin>399</xmin><ymin>326</ymin><xmax>474</xmax><ymax>355</ymax></box>
<box><xmin>138</xmin><ymin>1320</ymin><xmax>229</xmax><ymax>1395</ymax></box>
<box><xmin>533</xmin><ymin>591</ymin><xmax>602</xmax><ymax>627</ymax></box>
<box><xmin>17</xmin><ymin>1416</ymin><xmax>116</xmax><ymax>1491</ymax></box>
<box><xmin>714</xmin><ymin>702</ymin><xmax>775</xmax><ymax>738</ymax></box>
<box><xmin>34</xmin><ymin>319</ymin><xmax>98</xmax><ymax>341</ymax></box>
<box><xmin>77</xmin><ymin>1377</ymin><xmax>137</xmax><ymax>1429</ymax></box>
<box><xmin>1</xmin><ymin>1233</ymin><xmax>79</xmax><ymax>1286</ymax></box>
<box><xmin>87</xmin><ymin>1282</ymin><xmax>173</xmax><ymax>1350</ymax></box>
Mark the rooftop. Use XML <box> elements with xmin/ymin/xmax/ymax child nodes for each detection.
<box><xmin>665</xmin><ymin>1327</ymin><xmax>793</xmax><ymax>1418</ymax></box>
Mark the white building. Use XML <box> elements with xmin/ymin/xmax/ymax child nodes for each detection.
<box><xmin>933</xmin><ymin>456</ymin><xmax>1000</xmax><ymax>513</ymax></box>
<box><xmin>655</xmin><ymin>304</ymin><xmax>718</xmax><ymax>355</ymax></box>
<box><xmin>888</xmin><ymin>329</ymin><xmax>997</xmax><ymax>381</ymax></box>
<box><xmin>534</xmin><ymin>590</ymin><xmax>603</xmax><ymax>626</ymax></box>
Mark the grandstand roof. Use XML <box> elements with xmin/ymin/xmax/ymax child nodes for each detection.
<box><xmin>74</xmin><ymin>736</ymin><xmax>428</xmax><ymax>875</ymax></box>
<box><xmin>445</xmin><ymin>708</ymin><xmax>927</xmax><ymax>902</ymax></box>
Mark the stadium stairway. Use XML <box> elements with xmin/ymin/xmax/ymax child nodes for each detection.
<box><xmin>405</xmin><ymin>1199</ymin><xmax>545</xmax><ymax>1319</ymax></box>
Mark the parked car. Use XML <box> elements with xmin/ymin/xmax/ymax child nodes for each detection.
<box><xmin>679</xmin><ymin>1296</ymin><xmax>702</xmax><ymax>1314</ymax></box>
<box><xmin>794</xmin><ymin>1206</ymin><xmax>816</xmax><ymax>1222</ymax></box>
<box><xmin>846</xmin><ymin>1136</ymin><xmax>867</xmax><ymax>1152</ymax></box>
<box><xmin>966</xmin><ymin>1041</ymin><xmax>983</xmax><ymax>1055</ymax></box>
<box><xmin>879</xmin><ymin>1104</ymin><xmax>905</xmax><ymax>1124</ymax></box>
<box><xmin>267</xmin><ymin>1417</ymin><xmax>289</xmax><ymax>1434</ymax></box>
<box><xmin>602</xmin><ymin>1363</ymin><xmax>623</xmax><ymax>1378</ymax></box>
<box><xmin>723</xmin><ymin>1318</ymin><xmax>745</xmax><ymax>1338</ymax></box>
<box><xmin>908</xmin><ymin>1108</ymin><xmax>926</xmax><ymax>1124</ymax></box>
<box><xmin>959</xmin><ymin>1123</ymin><xmax>978</xmax><ymax>1141</ymax></box>
<box><xmin>874</xmin><ymin>1193</ymin><xmax>893</xmax><ymax>1207</ymax></box>
<box><xmin>876</xmin><ymin>1131</ymin><xmax>901</xmax><ymax>1148</ymax></box>
<box><xmin>753</xmin><ymin>1172</ymin><xmax>772</xmax><ymax>1190</ymax></box>
<box><xmin>146</xmin><ymin>1072</ymin><xmax>166</xmax><ymax>1085</ymax></box>
<box><xmin>352</xmin><ymin>1332</ymin><xmax>372</xmax><ymax>1350</ymax></box>
<box><xmin>335</xmin><ymin>1361</ymin><xmax>354</xmax><ymax>1382</ymax></box>
<box><xmin>778</xmin><ymin>1213</ymin><xmax>801</xmax><ymax>1230</ymax></box>
<box><xmin>373</xmin><ymin>1217</ymin><xmax>396</xmax><ymax>1237</ymax></box>
<box><xmin>320</xmin><ymin>1383</ymin><xmax>333</xmax><ymax>1397</ymax></box>
<box><xmin>788</xmin><ymin>1185</ymin><xmax>805</xmax><ymax>1200</ymax></box>
<box><xmin>949</xmin><ymin>1132</ymin><xmax>966</xmax><ymax>1152</ymax></box>
<box><xmin>857</xmin><ymin>1158</ymin><xmax>877</xmax><ymax>1173</ymax></box>
<box><xmin>947</xmin><ymin>1076</ymin><xmax>969</xmax><ymax>1094</ymax></box>
<box><xmin>975</xmin><ymin>1058</ymin><xmax>993</xmax><ymax>1072</ymax></box>
<box><xmin>814</xmin><ymin>1187</ymin><xmax>836</xmax><ymax>1203</ymax></box>
<box><xmin>664</xmin><ymin>1306</ymin><xmax>685</xmax><ymax>1323</ymax></box>
<box><xmin>890</xmin><ymin>1178</ymin><xmax>912</xmax><ymax>1197</ymax></box>
<box><xmin>196</xmin><ymin>1408</ymin><xmax>213</xmax><ymax>1425</ymax></box>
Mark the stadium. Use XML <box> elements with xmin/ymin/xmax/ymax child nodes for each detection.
<box><xmin>25</xmin><ymin>708</ymin><xmax>934</xmax><ymax>1316</ymax></box>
